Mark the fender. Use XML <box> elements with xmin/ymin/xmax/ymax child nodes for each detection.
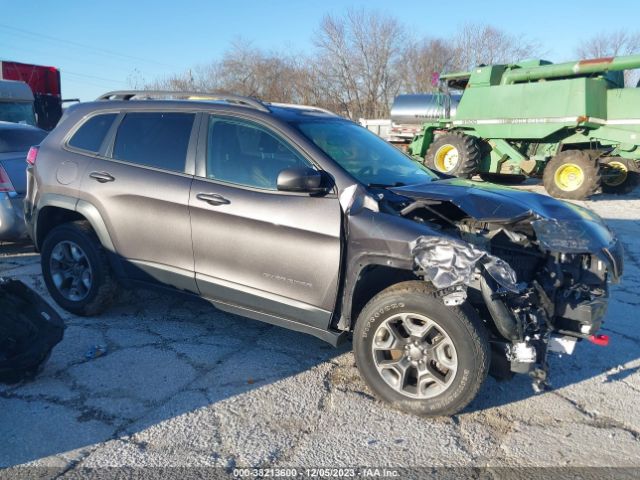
<box><xmin>337</xmin><ymin>252</ymin><xmax>415</xmax><ymax>331</ymax></box>
<box><xmin>33</xmin><ymin>193</ymin><xmax>115</xmax><ymax>252</ymax></box>
<box><xmin>335</xmin><ymin>208</ymin><xmax>442</xmax><ymax>331</ymax></box>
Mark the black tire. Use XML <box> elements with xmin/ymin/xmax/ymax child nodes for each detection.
<box><xmin>353</xmin><ymin>281</ymin><xmax>490</xmax><ymax>416</ymax></box>
<box><xmin>542</xmin><ymin>150</ymin><xmax>601</xmax><ymax>200</ymax></box>
<box><xmin>600</xmin><ymin>157</ymin><xmax>640</xmax><ymax>194</ymax></box>
<box><xmin>479</xmin><ymin>173</ymin><xmax>528</xmax><ymax>185</ymax></box>
<box><xmin>424</xmin><ymin>132</ymin><xmax>480</xmax><ymax>178</ymax></box>
<box><xmin>41</xmin><ymin>221</ymin><xmax>118</xmax><ymax>316</ymax></box>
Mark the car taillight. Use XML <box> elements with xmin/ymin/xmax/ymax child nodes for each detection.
<box><xmin>0</xmin><ymin>166</ymin><xmax>14</xmax><ymax>193</ymax></box>
<box><xmin>26</xmin><ymin>146</ymin><xmax>39</xmax><ymax>166</ymax></box>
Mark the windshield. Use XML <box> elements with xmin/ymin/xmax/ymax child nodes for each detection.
<box><xmin>292</xmin><ymin>120</ymin><xmax>436</xmax><ymax>187</ymax></box>
<box><xmin>0</xmin><ymin>102</ymin><xmax>37</xmax><ymax>126</ymax></box>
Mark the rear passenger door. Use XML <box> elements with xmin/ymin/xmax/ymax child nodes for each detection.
<box><xmin>189</xmin><ymin>115</ymin><xmax>342</xmax><ymax>330</ymax></box>
<box><xmin>78</xmin><ymin>111</ymin><xmax>198</xmax><ymax>292</ymax></box>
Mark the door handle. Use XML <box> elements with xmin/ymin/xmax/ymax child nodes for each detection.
<box><xmin>196</xmin><ymin>193</ymin><xmax>231</xmax><ymax>206</ymax></box>
<box><xmin>89</xmin><ymin>171</ymin><xmax>115</xmax><ymax>183</ymax></box>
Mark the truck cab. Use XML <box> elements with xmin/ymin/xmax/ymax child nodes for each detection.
<box><xmin>0</xmin><ymin>80</ymin><xmax>36</xmax><ymax>127</ymax></box>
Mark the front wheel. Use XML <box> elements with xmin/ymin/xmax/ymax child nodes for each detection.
<box><xmin>353</xmin><ymin>281</ymin><xmax>490</xmax><ymax>416</ymax></box>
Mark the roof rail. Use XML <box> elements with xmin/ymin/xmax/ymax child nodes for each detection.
<box><xmin>96</xmin><ymin>90</ymin><xmax>270</xmax><ymax>113</ymax></box>
<box><xmin>268</xmin><ymin>102</ymin><xmax>339</xmax><ymax>116</ymax></box>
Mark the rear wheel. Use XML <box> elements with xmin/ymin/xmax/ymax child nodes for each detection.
<box><xmin>600</xmin><ymin>157</ymin><xmax>640</xmax><ymax>194</ymax></box>
<box><xmin>353</xmin><ymin>281</ymin><xmax>489</xmax><ymax>416</ymax></box>
<box><xmin>41</xmin><ymin>221</ymin><xmax>118</xmax><ymax>316</ymax></box>
<box><xmin>424</xmin><ymin>132</ymin><xmax>481</xmax><ymax>178</ymax></box>
<box><xmin>543</xmin><ymin>150</ymin><xmax>601</xmax><ymax>200</ymax></box>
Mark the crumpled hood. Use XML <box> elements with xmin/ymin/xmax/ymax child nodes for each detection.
<box><xmin>391</xmin><ymin>178</ymin><xmax>601</xmax><ymax>223</ymax></box>
<box><xmin>391</xmin><ymin>178</ymin><xmax>623</xmax><ymax>280</ymax></box>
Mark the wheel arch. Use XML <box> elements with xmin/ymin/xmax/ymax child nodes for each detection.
<box><xmin>34</xmin><ymin>194</ymin><xmax>115</xmax><ymax>253</ymax></box>
<box><xmin>335</xmin><ymin>255</ymin><xmax>421</xmax><ymax>332</ymax></box>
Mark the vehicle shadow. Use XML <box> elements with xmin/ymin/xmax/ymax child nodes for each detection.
<box><xmin>0</xmin><ymin>278</ymin><xmax>349</xmax><ymax>467</ymax></box>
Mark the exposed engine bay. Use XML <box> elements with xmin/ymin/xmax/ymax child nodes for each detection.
<box><xmin>380</xmin><ymin>179</ymin><xmax>624</xmax><ymax>390</ymax></box>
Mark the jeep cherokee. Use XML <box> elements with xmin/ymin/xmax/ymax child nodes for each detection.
<box><xmin>24</xmin><ymin>91</ymin><xmax>623</xmax><ymax>416</ymax></box>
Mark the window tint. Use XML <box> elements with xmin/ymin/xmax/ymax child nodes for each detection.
<box><xmin>113</xmin><ymin>112</ymin><xmax>194</xmax><ymax>172</ymax></box>
<box><xmin>0</xmin><ymin>127</ymin><xmax>47</xmax><ymax>153</ymax></box>
<box><xmin>68</xmin><ymin>113</ymin><xmax>117</xmax><ymax>152</ymax></box>
<box><xmin>206</xmin><ymin>117</ymin><xmax>310</xmax><ymax>190</ymax></box>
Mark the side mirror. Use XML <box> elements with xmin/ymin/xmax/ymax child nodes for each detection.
<box><xmin>277</xmin><ymin>167</ymin><xmax>327</xmax><ymax>193</ymax></box>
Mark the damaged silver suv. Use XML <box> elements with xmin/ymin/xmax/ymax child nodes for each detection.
<box><xmin>24</xmin><ymin>91</ymin><xmax>623</xmax><ymax>416</ymax></box>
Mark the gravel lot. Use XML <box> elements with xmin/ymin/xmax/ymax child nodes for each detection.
<box><xmin>1</xmin><ymin>182</ymin><xmax>639</xmax><ymax>476</ymax></box>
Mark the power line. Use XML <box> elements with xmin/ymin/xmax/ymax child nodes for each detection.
<box><xmin>0</xmin><ymin>23</ymin><xmax>175</xmax><ymax>69</ymax></box>
<box><xmin>62</xmin><ymin>77</ymin><xmax>123</xmax><ymax>91</ymax></box>
<box><xmin>62</xmin><ymin>70</ymin><xmax>128</xmax><ymax>84</ymax></box>
<box><xmin>0</xmin><ymin>40</ymin><xmax>147</xmax><ymax>75</ymax></box>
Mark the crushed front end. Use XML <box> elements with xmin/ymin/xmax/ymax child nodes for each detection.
<box><xmin>388</xmin><ymin>180</ymin><xmax>623</xmax><ymax>390</ymax></box>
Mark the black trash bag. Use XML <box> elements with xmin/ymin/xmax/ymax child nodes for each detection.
<box><xmin>0</xmin><ymin>278</ymin><xmax>64</xmax><ymax>383</ymax></box>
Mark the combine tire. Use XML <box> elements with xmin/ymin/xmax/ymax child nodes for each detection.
<box><xmin>479</xmin><ymin>173</ymin><xmax>528</xmax><ymax>185</ymax></box>
<box><xmin>425</xmin><ymin>132</ymin><xmax>480</xmax><ymax>178</ymax></box>
<box><xmin>543</xmin><ymin>150</ymin><xmax>601</xmax><ymax>200</ymax></box>
<box><xmin>600</xmin><ymin>157</ymin><xmax>640</xmax><ymax>194</ymax></box>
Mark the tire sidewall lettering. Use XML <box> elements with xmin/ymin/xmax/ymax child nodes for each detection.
<box><xmin>362</xmin><ymin>302</ymin><xmax>405</xmax><ymax>338</ymax></box>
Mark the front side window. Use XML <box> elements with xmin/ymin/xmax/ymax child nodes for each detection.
<box><xmin>112</xmin><ymin>112</ymin><xmax>194</xmax><ymax>172</ymax></box>
<box><xmin>68</xmin><ymin>113</ymin><xmax>117</xmax><ymax>153</ymax></box>
<box><xmin>206</xmin><ymin>116</ymin><xmax>311</xmax><ymax>190</ymax></box>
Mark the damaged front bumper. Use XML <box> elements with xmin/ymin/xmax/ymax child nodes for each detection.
<box><xmin>408</xmin><ymin>212</ymin><xmax>622</xmax><ymax>390</ymax></box>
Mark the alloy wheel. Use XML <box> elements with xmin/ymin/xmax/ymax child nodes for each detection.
<box><xmin>371</xmin><ymin>312</ymin><xmax>458</xmax><ymax>399</ymax></box>
<box><xmin>49</xmin><ymin>240</ymin><xmax>93</xmax><ymax>302</ymax></box>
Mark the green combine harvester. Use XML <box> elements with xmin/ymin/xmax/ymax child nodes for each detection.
<box><xmin>407</xmin><ymin>54</ymin><xmax>640</xmax><ymax>199</ymax></box>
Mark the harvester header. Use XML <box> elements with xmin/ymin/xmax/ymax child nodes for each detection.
<box><xmin>500</xmin><ymin>54</ymin><xmax>640</xmax><ymax>85</ymax></box>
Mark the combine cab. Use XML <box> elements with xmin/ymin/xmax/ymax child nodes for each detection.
<box><xmin>407</xmin><ymin>55</ymin><xmax>640</xmax><ymax>199</ymax></box>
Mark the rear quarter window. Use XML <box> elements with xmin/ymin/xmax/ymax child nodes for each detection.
<box><xmin>67</xmin><ymin>113</ymin><xmax>117</xmax><ymax>153</ymax></box>
<box><xmin>112</xmin><ymin>112</ymin><xmax>195</xmax><ymax>172</ymax></box>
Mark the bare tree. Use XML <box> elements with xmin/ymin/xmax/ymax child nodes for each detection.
<box><xmin>397</xmin><ymin>38</ymin><xmax>456</xmax><ymax>93</ymax></box>
<box><xmin>575</xmin><ymin>31</ymin><xmax>640</xmax><ymax>86</ymax></box>
<box><xmin>143</xmin><ymin>14</ymin><xmax>549</xmax><ymax>119</ymax></box>
<box><xmin>576</xmin><ymin>31</ymin><xmax>640</xmax><ymax>58</ymax></box>
<box><xmin>314</xmin><ymin>9</ymin><xmax>406</xmax><ymax>119</ymax></box>
<box><xmin>451</xmin><ymin>24</ymin><xmax>541</xmax><ymax>71</ymax></box>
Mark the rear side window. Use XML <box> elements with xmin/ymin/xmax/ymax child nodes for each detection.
<box><xmin>112</xmin><ymin>112</ymin><xmax>194</xmax><ymax>172</ymax></box>
<box><xmin>68</xmin><ymin>113</ymin><xmax>117</xmax><ymax>153</ymax></box>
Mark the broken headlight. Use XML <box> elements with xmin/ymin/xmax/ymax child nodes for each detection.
<box><xmin>532</xmin><ymin>219</ymin><xmax>612</xmax><ymax>253</ymax></box>
<box><xmin>482</xmin><ymin>256</ymin><xmax>521</xmax><ymax>293</ymax></box>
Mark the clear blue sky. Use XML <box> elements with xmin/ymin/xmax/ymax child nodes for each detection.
<box><xmin>2</xmin><ymin>0</ymin><xmax>639</xmax><ymax>101</ymax></box>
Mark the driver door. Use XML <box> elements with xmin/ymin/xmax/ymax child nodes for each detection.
<box><xmin>189</xmin><ymin>115</ymin><xmax>342</xmax><ymax>330</ymax></box>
